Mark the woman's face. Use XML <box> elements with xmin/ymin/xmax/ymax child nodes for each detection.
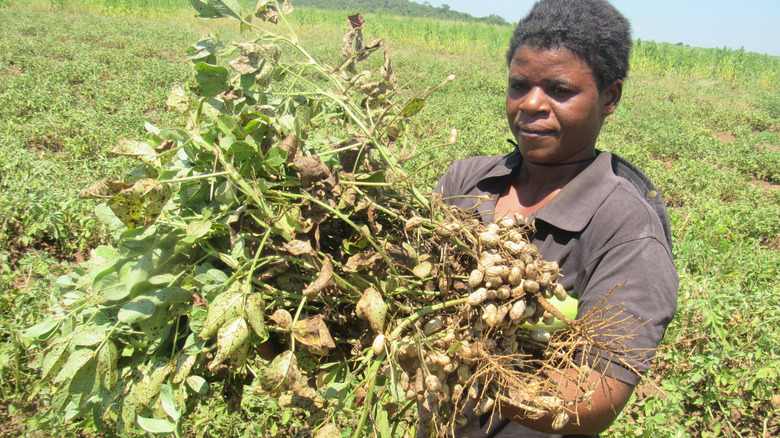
<box><xmin>506</xmin><ymin>46</ymin><xmax>621</xmax><ymax>165</ymax></box>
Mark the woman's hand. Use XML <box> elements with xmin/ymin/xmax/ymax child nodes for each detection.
<box><xmin>500</xmin><ymin>367</ymin><xmax>635</xmax><ymax>435</ymax></box>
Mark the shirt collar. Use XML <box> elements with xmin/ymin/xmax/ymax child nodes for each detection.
<box><xmin>471</xmin><ymin>148</ymin><xmax>521</xmax><ymax>222</ymax></box>
<box><xmin>533</xmin><ymin>150</ymin><xmax>618</xmax><ymax>232</ymax></box>
<box><xmin>483</xmin><ymin>146</ymin><xmax>522</xmax><ymax>180</ymax></box>
<box><xmin>473</xmin><ymin>148</ymin><xmax>618</xmax><ymax>232</ymax></box>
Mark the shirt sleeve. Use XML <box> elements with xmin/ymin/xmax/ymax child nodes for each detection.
<box><xmin>574</xmin><ymin>233</ymin><xmax>678</xmax><ymax>385</ymax></box>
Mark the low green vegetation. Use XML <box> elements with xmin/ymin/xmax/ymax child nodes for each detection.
<box><xmin>1</xmin><ymin>0</ymin><xmax>778</xmax><ymax>437</ymax></box>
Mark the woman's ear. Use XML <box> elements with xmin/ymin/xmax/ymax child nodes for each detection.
<box><xmin>601</xmin><ymin>79</ymin><xmax>623</xmax><ymax>116</ymax></box>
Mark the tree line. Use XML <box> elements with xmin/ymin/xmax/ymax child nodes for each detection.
<box><xmin>293</xmin><ymin>0</ymin><xmax>511</xmax><ymax>26</ymax></box>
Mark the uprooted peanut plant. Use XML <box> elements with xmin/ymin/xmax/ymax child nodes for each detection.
<box><xmin>23</xmin><ymin>2</ymin><xmax>646</xmax><ymax>436</ymax></box>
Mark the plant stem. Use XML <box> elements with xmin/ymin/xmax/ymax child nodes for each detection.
<box><xmin>290</xmin><ymin>295</ymin><xmax>308</xmax><ymax>351</ymax></box>
<box><xmin>534</xmin><ymin>291</ymin><xmax>576</xmax><ymax>327</ymax></box>
<box><xmin>390</xmin><ymin>297</ymin><xmax>468</xmax><ymax>339</ymax></box>
<box><xmin>275</xmin><ymin>191</ymin><xmax>400</xmax><ymax>276</ymax></box>
<box><xmin>158</xmin><ymin>171</ymin><xmax>232</xmax><ymax>184</ymax></box>
<box><xmin>351</xmin><ymin>351</ymin><xmax>382</xmax><ymax>438</ymax></box>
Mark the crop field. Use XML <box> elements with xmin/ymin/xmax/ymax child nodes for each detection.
<box><xmin>1</xmin><ymin>0</ymin><xmax>778</xmax><ymax>437</ymax></box>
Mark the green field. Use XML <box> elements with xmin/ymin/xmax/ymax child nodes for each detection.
<box><xmin>1</xmin><ymin>0</ymin><xmax>779</xmax><ymax>437</ymax></box>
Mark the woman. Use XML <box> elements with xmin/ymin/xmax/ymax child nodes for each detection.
<box><xmin>434</xmin><ymin>0</ymin><xmax>678</xmax><ymax>436</ymax></box>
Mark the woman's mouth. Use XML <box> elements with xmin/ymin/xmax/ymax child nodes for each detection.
<box><xmin>518</xmin><ymin>125</ymin><xmax>556</xmax><ymax>137</ymax></box>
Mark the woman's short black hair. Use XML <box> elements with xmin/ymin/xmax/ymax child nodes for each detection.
<box><xmin>506</xmin><ymin>0</ymin><xmax>632</xmax><ymax>89</ymax></box>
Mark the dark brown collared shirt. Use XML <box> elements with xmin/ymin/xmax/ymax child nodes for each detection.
<box><xmin>434</xmin><ymin>149</ymin><xmax>679</xmax><ymax>437</ymax></box>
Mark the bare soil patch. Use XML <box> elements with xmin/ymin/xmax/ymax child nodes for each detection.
<box><xmin>3</xmin><ymin>60</ymin><xmax>24</xmax><ymax>77</ymax></box>
<box><xmin>26</xmin><ymin>136</ymin><xmax>64</xmax><ymax>153</ymax></box>
<box><xmin>714</xmin><ymin>131</ymin><xmax>736</xmax><ymax>143</ymax></box>
<box><xmin>766</xmin><ymin>236</ymin><xmax>780</xmax><ymax>252</ymax></box>
<box><xmin>750</xmin><ymin>178</ymin><xmax>779</xmax><ymax>193</ymax></box>
<box><xmin>651</xmin><ymin>156</ymin><xmax>676</xmax><ymax>172</ymax></box>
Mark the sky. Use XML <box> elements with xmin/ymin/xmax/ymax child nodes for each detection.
<box><xmin>416</xmin><ymin>0</ymin><xmax>780</xmax><ymax>56</ymax></box>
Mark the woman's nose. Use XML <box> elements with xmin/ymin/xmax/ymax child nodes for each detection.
<box><xmin>520</xmin><ymin>87</ymin><xmax>550</xmax><ymax>115</ymax></box>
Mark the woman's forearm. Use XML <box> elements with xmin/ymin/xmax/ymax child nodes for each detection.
<box><xmin>499</xmin><ymin>368</ymin><xmax>635</xmax><ymax>435</ymax></box>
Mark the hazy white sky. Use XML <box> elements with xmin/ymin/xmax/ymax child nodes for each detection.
<box><xmin>417</xmin><ymin>0</ymin><xmax>780</xmax><ymax>56</ymax></box>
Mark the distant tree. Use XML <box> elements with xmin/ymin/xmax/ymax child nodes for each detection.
<box><xmin>441</xmin><ymin>3</ymin><xmax>450</xmax><ymax>12</ymax></box>
<box><xmin>485</xmin><ymin>13</ymin><xmax>510</xmax><ymax>26</ymax></box>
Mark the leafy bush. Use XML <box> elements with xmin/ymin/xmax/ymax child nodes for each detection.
<box><xmin>23</xmin><ymin>4</ymin><xmax>446</xmax><ymax>435</ymax></box>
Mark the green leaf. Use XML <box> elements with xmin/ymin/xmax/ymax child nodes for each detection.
<box><xmin>120</xmin><ymin>227</ymin><xmax>158</xmax><ymax>253</ymax></box>
<box><xmin>356</xmin><ymin>171</ymin><xmax>387</xmax><ymax>183</ymax></box>
<box><xmin>63</xmin><ymin>399</ymin><xmax>88</xmax><ymax>422</ymax></box>
<box><xmin>227</xmin><ymin>141</ymin><xmax>257</xmax><ymax>163</ymax></box>
<box><xmin>270</xmin><ymin>210</ymin><xmax>300</xmax><ymax>241</ymax></box>
<box><xmin>98</xmin><ymin>272</ymin><xmax>129</xmax><ymax>302</ymax></box>
<box><xmin>187</xmin><ymin>36</ymin><xmax>222</xmax><ymax>64</ymax></box>
<box><xmin>51</xmin><ymin>388</ymin><xmax>70</xmax><ymax>412</ymax></box>
<box><xmin>118</xmin><ymin>297</ymin><xmax>158</xmax><ymax>324</ymax></box>
<box><xmin>193</xmin><ymin>62</ymin><xmax>230</xmax><ymax>99</ymax></box>
<box><xmin>41</xmin><ymin>339</ymin><xmax>71</xmax><ymax>380</ymax></box>
<box><xmin>109</xmin><ymin>139</ymin><xmax>161</xmax><ymax>167</ymax></box>
<box><xmin>214</xmin><ymin>180</ymin><xmax>236</xmax><ymax>204</ymax></box>
<box><xmin>258</xmin><ymin>350</ymin><xmax>302</xmax><ymax>394</ymax></box>
<box><xmin>231</xmin><ymin>234</ymin><xmax>246</xmax><ymax>262</ymax></box>
<box><xmin>93</xmin><ymin>245</ymin><xmax>119</xmax><ymax>261</ymax></box>
<box><xmin>139</xmin><ymin>306</ymin><xmax>172</xmax><ymax>342</ymax></box>
<box><xmin>68</xmin><ymin>353</ymin><xmax>98</xmax><ymax>406</ymax></box>
<box><xmin>172</xmin><ymin>351</ymin><xmax>198</xmax><ymax>384</ymax></box>
<box><xmin>159</xmin><ymin>384</ymin><xmax>181</xmax><ymax>422</ymax></box>
<box><xmin>207</xmin><ymin>268</ymin><xmax>230</xmax><ymax>284</ymax></box>
<box><xmin>90</xmin><ymin>254</ymin><xmax>120</xmax><ymax>283</ymax></box>
<box><xmin>186</xmin><ymin>376</ymin><xmax>209</xmax><ymax>394</ymax></box>
<box><xmin>209</xmin><ymin>316</ymin><xmax>250</xmax><ymax>370</ymax></box>
<box><xmin>137</xmin><ymin>416</ymin><xmax>176</xmax><ymax>434</ymax></box>
<box><xmin>55</xmin><ymin>273</ymin><xmax>78</xmax><ymax>288</ymax></box>
<box><xmin>71</xmin><ymin>327</ymin><xmax>106</xmax><ymax>346</ymax></box>
<box><xmin>21</xmin><ymin>320</ymin><xmax>59</xmax><ymax>342</ymax></box>
<box><xmin>186</xmin><ymin>221</ymin><xmax>212</xmax><ymax>239</ymax></box>
<box><xmin>154</xmin><ymin>287</ymin><xmax>193</xmax><ymax>305</ymax></box>
<box><xmin>217</xmin><ymin>115</ymin><xmax>239</xmax><ymax>136</ymax></box>
<box><xmin>53</xmin><ymin>349</ymin><xmax>96</xmax><ymax>386</ymax></box>
<box><xmin>212</xmin><ymin>0</ymin><xmax>242</xmax><ymax>19</ymax></box>
<box><xmin>244</xmin><ymin>292</ymin><xmax>266</xmax><ymax>338</ymax></box>
<box><xmin>189</xmin><ymin>0</ymin><xmax>220</xmax><ymax>18</ymax></box>
<box><xmin>264</xmin><ymin>146</ymin><xmax>287</xmax><ymax>167</ymax></box>
<box><xmin>179</xmin><ymin>181</ymin><xmax>206</xmax><ymax>206</ymax></box>
<box><xmin>126</xmin><ymin>253</ymin><xmax>155</xmax><ymax>296</ymax></box>
<box><xmin>136</xmin><ymin>361</ymin><xmax>172</xmax><ymax>405</ymax></box>
<box><xmin>376</xmin><ymin>407</ymin><xmax>391</xmax><ymax>438</ymax></box>
<box><xmin>756</xmin><ymin>364</ymin><xmax>777</xmax><ymax>379</ymax></box>
<box><xmin>294</xmin><ymin>104</ymin><xmax>311</xmax><ymax>138</ymax></box>
<box><xmin>401</xmin><ymin>97</ymin><xmax>426</xmax><ymax>117</ymax></box>
<box><xmin>166</xmin><ymin>84</ymin><xmax>190</xmax><ymax>114</ymax></box>
<box><xmin>148</xmin><ymin>274</ymin><xmax>177</xmax><ymax>285</ymax></box>
<box><xmin>96</xmin><ymin>342</ymin><xmax>119</xmax><ymax>390</ymax></box>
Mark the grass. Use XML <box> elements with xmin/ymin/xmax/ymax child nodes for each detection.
<box><xmin>1</xmin><ymin>0</ymin><xmax>779</xmax><ymax>436</ymax></box>
<box><xmin>0</xmin><ymin>6</ymin><xmax>198</xmax><ymax>256</ymax></box>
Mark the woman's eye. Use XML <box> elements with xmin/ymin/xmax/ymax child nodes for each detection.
<box><xmin>508</xmin><ymin>80</ymin><xmax>529</xmax><ymax>91</ymax></box>
<box><xmin>510</xmin><ymin>85</ymin><xmax>531</xmax><ymax>95</ymax></box>
<box><xmin>549</xmin><ymin>86</ymin><xmax>574</xmax><ymax>96</ymax></box>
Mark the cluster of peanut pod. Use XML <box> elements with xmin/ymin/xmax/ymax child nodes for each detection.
<box><xmin>392</xmin><ymin>215</ymin><xmax>575</xmax><ymax>433</ymax></box>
